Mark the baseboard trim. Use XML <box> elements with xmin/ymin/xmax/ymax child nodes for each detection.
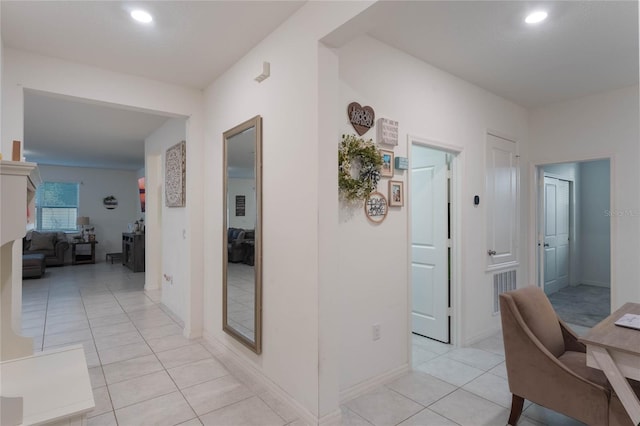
<box><xmin>580</xmin><ymin>280</ymin><xmax>610</xmax><ymax>288</ymax></box>
<box><xmin>318</xmin><ymin>408</ymin><xmax>342</xmax><ymax>426</ymax></box>
<box><xmin>202</xmin><ymin>331</ymin><xmax>320</xmax><ymax>425</ymax></box>
<box><xmin>464</xmin><ymin>324</ymin><xmax>502</xmax><ymax>346</ymax></box>
<box><xmin>339</xmin><ymin>364</ymin><xmax>410</xmax><ymax>404</ymax></box>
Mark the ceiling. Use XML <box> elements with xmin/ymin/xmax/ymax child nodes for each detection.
<box><xmin>1</xmin><ymin>1</ymin><xmax>305</xmax><ymax>89</ymax></box>
<box><xmin>2</xmin><ymin>1</ymin><xmax>304</xmax><ymax>169</ymax></box>
<box><xmin>3</xmin><ymin>1</ymin><xmax>637</xmax><ymax>169</ymax></box>
<box><xmin>325</xmin><ymin>1</ymin><xmax>638</xmax><ymax>108</ymax></box>
<box><xmin>24</xmin><ymin>91</ymin><xmax>170</xmax><ymax>170</ymax></box>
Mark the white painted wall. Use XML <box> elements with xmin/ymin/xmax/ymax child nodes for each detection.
<box><xmin>203</xmin><ymin>2</ymin><xmax>373</xmax><ymax>421</ymax></box>
<box><xmin>336</xmin><ymin>36</ymin><xmax>529</xmax><ymax>392</ymax></box>
<box><xmin>145</xmin><ymin>118</ymin><xmax>188</xmax><ymax>321</ymax></box>
<box><xmin>37</xmin><ymin>165</ymin><xmax>139</xmax><ymax>262</ymax></box>
<box><xmin>529</xmin><ymin>85</ymin><xmax>639</xmax><ymax>307</ymax></box>
<box><xmin>578</xmin><ymin>160</ymin><xmax>610</xmax><ymax>287</ymax></box>
<box><xmin>227</xmin><ymin>179</ymin><xmax>256</xmax><ymax>230</ymax></box>
<box><xmin>2</xmin><ymin>49</ymin><xmax>205</xmax><ymax>337</ymax></box>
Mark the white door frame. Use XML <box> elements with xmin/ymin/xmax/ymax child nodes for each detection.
<box><xmin>145</xmin><ymin>153</ymin><xmax>163</xmax><ymax>291</ymax></box>
<box><xmin>529</xmin><ymin>156</ymin><xmax>615</xmax><ymax>311</ymax></box>
<box><xmin>407</xmin><ymin>135</ymin><xmax>463</xmax><ymax>360</ymax></box>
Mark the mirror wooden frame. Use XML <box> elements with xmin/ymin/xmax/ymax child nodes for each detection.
<box><xmin>222</xmin><ymin>115</ymin><xmax>262</xmax><ymax>354</ymax></box>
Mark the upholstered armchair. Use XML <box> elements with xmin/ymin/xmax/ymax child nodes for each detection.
<box><xmin>499</xmin><ymin>286</ymin><xmax>639</xmax><ymax>426</ymax></box>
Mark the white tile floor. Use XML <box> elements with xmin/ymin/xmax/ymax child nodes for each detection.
<box><xmin>22</xmin><ymin>263</ymin><xmax>587</xmax><ymax>426</ymax></box>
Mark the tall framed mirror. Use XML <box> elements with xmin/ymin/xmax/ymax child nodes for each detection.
<box><xmin>223</xmin><ymin>116</ymin><xmax>262</xmax><ymax>353</ymax></box>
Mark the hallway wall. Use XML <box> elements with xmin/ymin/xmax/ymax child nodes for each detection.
<box><xmin>202</xmin><ymin>2</ymin><xmax>374</xmax><ymax>422</ymax></box>
<box><xmin>336</xmin><ymin>35</ymin><xmax>529</xmax><ymax>392</ymax></box>
<box><xmin>145</xmin><ymin>118</ymin><xmax>188</xmax><ymax>321</ymax></box>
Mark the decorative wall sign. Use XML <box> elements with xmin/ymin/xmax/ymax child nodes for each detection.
<box><xmin>347</xmin><ymin>102</ymin><xmax>375</xmax><ymax>136</ymax></box>
<box><xmin>395</xmin><ymin>157</ymin><xmax>409</xmax><ymax>170</ymax></box>
<box><xmin>364</xmin><ymin>191</ymin><xmax>388</xmax><ymax>223</ymax></box>
<box><xmin>103</xmin><ymin>195</ymin><xmax>118</xmax><ymax>210</ymax></box>
<box><xmin>380</xmin><ymin>149</ymin><xmax>394</xmax><ymax>177</ymax></box>
<box><xmin>165</xmin><ymin>141</ymin><xmax>186</xmax><ymax>207</ymax></box>
<box><xmin>389</xmin><ymin>180</ymin><xmax>404</xmax><ymax>207</ymax></box>
<box><xmin>235</xmin><ymin>195</ymin><xmax>246</xmax><ymax>216</ymax></box>
<box><xmin>376</xmin><ymin>118</ymin><xmax>398</xmax><ymax>146</ymax></box>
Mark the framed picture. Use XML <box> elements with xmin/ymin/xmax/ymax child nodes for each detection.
<box><xmin>165</xmin><ymin>141</ymin><xmax>186</xmax><ymax>207</ymax></box>
<box><xmin>235</xmin><ymin>195</ymin><xmax>246</xmax><ymax>216</ymax></box>
<box><xmin>389</xmin><ymin>180</ymin><xmax>404</xmax><ymax>207</ymax></box>
<box><xmin>364</xmin><ymin>191</ymin><xmax>388</xmax><ymax>224</ymax></box>
<box><xmin>380</xmin><ymin>149</ymin><xmax>394</xmax><ymax>177</ymax></box>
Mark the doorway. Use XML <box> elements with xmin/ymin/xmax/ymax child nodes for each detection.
<box><xmin>410</xmin><ymin>141</ymin><xmax>457</xmax><ymax>344</ymax></box>
<box><xmin>537</xmin><ymin>159</ymin><xmax>611</xmax><ymax>328</ymax></box>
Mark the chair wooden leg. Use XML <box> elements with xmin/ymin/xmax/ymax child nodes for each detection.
<box><xmin>508</xmin><ymin>394</ymin><xmax>525</xmax><ymax>425</ymax></box>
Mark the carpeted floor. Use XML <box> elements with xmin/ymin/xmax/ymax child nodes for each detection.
<box><xmin>548</xmin><ymin>284</ymin><xmax>610</xmax><ymax>328</ymax></box>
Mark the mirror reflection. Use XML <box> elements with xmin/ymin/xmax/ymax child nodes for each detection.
<box><xmin>223</xmin><ymin>116</ymin><xmax>261</xmax><ymax>353</ymax></box>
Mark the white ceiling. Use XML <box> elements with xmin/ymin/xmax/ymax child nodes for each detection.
<box><xmin>325</xmin><ymin>1</ymin><xmax>638</xmax><ymax>108</ymax></box>
<box><xmin>3</xmin><ymin>1</ymin><xmax>637</xmax><ymax>170</ymax></box>
<box><xmin>2</xmin><ymin>1</ymin><xmax>304</xmax><ymax>169</ymax></box>
<box><xmin>1</xmin><ymin>1</ymin><xmax>305</xmax><ymax>89</ymax></box>
<box><xmin>24</xmin><ymin>91</ymin><xmax>170</xmax><ymax>170</ymax></box>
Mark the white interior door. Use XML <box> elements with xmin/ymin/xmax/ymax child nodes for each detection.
<box><xmin>486</xmin><ymin>134</ymin><xmax>518</xmax><ymax>267</ymax></box>
<box><xmin>411</xmin><ymin>144</ymin><xmax>449</xmax><ymax>343</ymax></box>
<box><xmin>543</xmin><ymin>176</ymin><xmax>570</xmax><ymax>294</ymax></box>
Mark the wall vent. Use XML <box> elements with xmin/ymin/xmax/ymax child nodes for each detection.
<box><xmin>493</xmin><ymin>270</ymin><xmax>517</xmax><ymax>314</ymax></box>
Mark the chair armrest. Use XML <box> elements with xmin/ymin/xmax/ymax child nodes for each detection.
<box><xmin>558</xmin><ymin>317</ymin><xmax>586</xmax><ymax>353</ymax></box>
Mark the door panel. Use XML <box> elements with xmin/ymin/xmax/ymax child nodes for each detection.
<box><xmin>543</xmin><ymin>177</ymin><xmax>570</xmax><ymax>294</ymax></box>
<box><xmin>411</xmin><ymin>144</ymin><xmax>448</xmax><ymax>342</ymax></box>
<box><xmin>486</xmin><ymin>134</ymin><xmax>518</xmax><ymax>266</ymax></box>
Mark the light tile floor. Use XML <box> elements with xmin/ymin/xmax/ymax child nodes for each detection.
<box><xmin>22</xmin><ymin>263</ymin><xmax>587</xmax><ymax>426</ymax></box>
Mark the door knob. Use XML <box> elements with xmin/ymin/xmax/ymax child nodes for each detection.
<box><xmin>544</xmin><ymin>243</ymin><xmax>550</xmax><ymax>247</ymax></box>
<box><xmin>487</xmin><ymin>250</ymin><xmax>497</xmax><ymax>256</ymax></box>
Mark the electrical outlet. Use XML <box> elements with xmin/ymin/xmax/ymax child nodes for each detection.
<box><xmin>372</xmin><ymin>324</ymin><xmax>381</xmax><ymax>341</ymax></box>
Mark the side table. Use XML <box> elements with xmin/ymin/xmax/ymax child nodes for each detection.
<box><xmin>71</xmin><ymin>241</ymin><xmax>97</xmax><ymax>265</ymax></box>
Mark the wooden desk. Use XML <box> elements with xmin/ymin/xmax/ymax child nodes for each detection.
<box><xmin>71</xmin><ymin>241</ymin><xmax>97</xmax><ymax>265</ymax></box>
<box><xmin>581</xmin><ymin>303</ymin><xmax>640</xmax><ymax>425</ymax></box>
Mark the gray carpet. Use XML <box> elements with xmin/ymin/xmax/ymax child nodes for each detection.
<box><xmin>548</xmin><ymin>284</ymin><xmax>610</xmax><ymax>328</ymax></box>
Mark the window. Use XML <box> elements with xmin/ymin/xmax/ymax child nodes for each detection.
<box><xmin>35</xmin><ymin>182</ymin><xmax>80</xmax><ymax>231</ymax></box>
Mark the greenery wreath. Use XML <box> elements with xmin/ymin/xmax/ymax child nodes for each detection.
<box><xmin>338</xmin><ymin>134</ymin><xmax>383</xmax><ymax>201</ymax></box>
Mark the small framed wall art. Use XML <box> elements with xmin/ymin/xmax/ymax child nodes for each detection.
<box><xmin>364</xmin><ymin>191</ymin><xmax>388</xmax><ymax>224</ymax></box>
<box><xmin>389</xmin><ymin>180</ymin><xmax>404</xmax><ymax>207</ymax></box>
<box><xmin>380</xmin><ymin>149</ymin><xmax>394</xmax><ymax>177</ymax></box>
<box><xmin>165</xmin><ymin>141</ymin><xmax>186</xmax><ymax>207</ymax></box>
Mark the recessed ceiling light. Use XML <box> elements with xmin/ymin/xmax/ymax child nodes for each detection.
<box><xmin>131</xmin><ymin>9</ymin><xmax>153</xmax><ymax>24</ymax></box>
<box><xmin>525</xmin><ymin>11</ymin><xmax>548</xmax><ymax>24</ymax></box>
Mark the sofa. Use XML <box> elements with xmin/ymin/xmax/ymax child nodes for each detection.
<box><xmin>23</xmin><ymin>231</ymin><xmax>70</xmax><ymax>267</ymax></box>
<box><xmin>227</xmin><ymin>228</ymin><xmax>254</xmax><ymax>263</ymax></box>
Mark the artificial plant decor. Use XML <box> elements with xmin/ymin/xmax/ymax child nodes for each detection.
<box><xmin>338</xmin><ymin>134</ymin><xmax>383</xmax><ymax>201</ymax></box>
